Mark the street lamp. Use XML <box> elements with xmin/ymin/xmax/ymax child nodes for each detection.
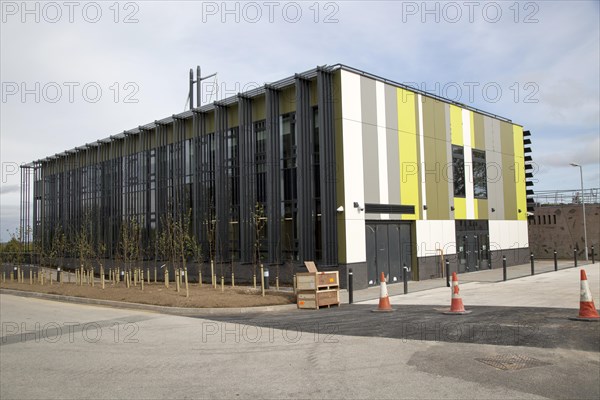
<box><xmin>570</xmin><ymin>163</ymin><xmax>588</xmax><ymax>261</ymax></box>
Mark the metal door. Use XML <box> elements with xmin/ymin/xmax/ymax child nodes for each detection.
<box><xmin>388</xmin><ymin>225</ymin><xmax>402</xmax><ymax>283</ymax></box>
<box><xmin>376</xmin><ymin>225</ymin><xmax>389</xmax><ymax>282</ymax></box>
<box><xmin>366</xmin><ymin>222</ymin><xmax>412</xmax><ymax>286</ymax></box>
<box><xmin>366</xmin><ymin>225</ymin><xmax>378</xmax><ymax>285</ymax></box>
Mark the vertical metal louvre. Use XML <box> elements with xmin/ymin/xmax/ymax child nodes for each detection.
<box><xmin>317</xmin><ymin>67</ymin><xmax>338</xmax><ymax>265</ymax></box>
<box><xmin>295</xmin><ymin>75</ymin><xmax>315</xmax><ymax>261</ymax></box>
<box><xmin>265</xmin><ymin>85</ymin><xmax>281</xmax><ymax>264</ymax></box>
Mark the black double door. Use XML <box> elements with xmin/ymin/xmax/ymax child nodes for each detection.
<box><xmin>365</xmin><ymin>222</ymin><xmax>412</xmax><ymax>286</ymax></box>
<box><xmin>456</xmin><ymin>220</ymin><xmax>490</xmax><ymax>273</ymax></box>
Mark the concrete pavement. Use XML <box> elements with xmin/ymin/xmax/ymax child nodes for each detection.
<box><xmin>1</xmin><ymin>261</ymin><xmax>599</xmax><ymax>399</ymax></box>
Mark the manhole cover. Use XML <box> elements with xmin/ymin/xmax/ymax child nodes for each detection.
<box><xmin>475</xmin><ymin>354</ymin><xmax>551</xmax><ymax>371</ymax></box>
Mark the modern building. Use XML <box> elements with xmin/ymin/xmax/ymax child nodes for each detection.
<box><xmin>21</xmin><ymin>64</ymin><xmax>532</xmax><ymax>289</ymax></box>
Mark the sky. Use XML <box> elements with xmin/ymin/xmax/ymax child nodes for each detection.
<box><xmin>1</xmin><ymin>0</ymin><xmax>599</xmax><ymax>242</ymax></box>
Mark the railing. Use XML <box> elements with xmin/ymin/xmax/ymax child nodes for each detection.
<box><xmin>532</xmin><ymin>188</ymin><xmax>599</xmax><ymax>206</ymax></box>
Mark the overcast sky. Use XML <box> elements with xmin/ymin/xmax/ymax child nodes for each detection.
<box><xmin>1</xmin><ymin>0</ymin><xmax>599</xmax><ymax>242</ymax></box>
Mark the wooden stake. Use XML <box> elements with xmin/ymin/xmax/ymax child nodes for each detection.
<box><xmin>210</xmin><ymin>260</ymin><xmax>215</xmax><ymax>288</ymax></box>
<box><xmin>147</xmin><ymin>268</ymin><xmax>150</xmax><ymax>284</ymax></box>
<box><xmin>199</xmin><ymin>271</ymin><xmax>202</xmax><ymax>287</ymax></box>
<box><xmin>276</xmin><ymin>276</ymin><xmax>279</xmax><ymax>291</ymax></box>
<box><xmin>176</xmin><ymin>269</ymin><xmax>180</xmax><ymax>293</ymax></box>
<box><xmin>29</xmin><ymin>270</ymin><xmax>32</xmax><ymax>285</ymax></box>
<box><xmin>231</xmin><ymin>272</ymin><xmax>235</xmax><ymax>288</ymax></box>
<box><xmin>293</xmin><ymin>274</ymin><xmax>297</xmax><ymax>295</ymax></box>
<box><xmin>253</xmin><ymin>274</ymin><xmax>256</xmax><ymax>289</ymax></box>
<box><xmin>141</xmin><ymin>269</ymin><xmax>144</xmax><ymax>291</ymax></box>
<box><xmin>165</xmin><ymin>269</ymin><xmax>169</xmax><ymax>289</ymax></box>
<box><xmin>154</xmin><ymin>267</ymin><xmax>157</xmax><ymax>283</ymax></box>
<box><xmin>101</xmin><ymin>266</ymin><xmax>105</xmax><ymax>289</ymax></box>
<box><xmin>221</xmin><ymin>276</ymin><xmax>224</xmax><ymax>292</ymax></box>
<box><xmin>91</xmin><ymin>269</ymin><xmax>94</xmax><ymax>287</ymax></box>
<box><xmin>184</xmin><ymin>268</ymin><xmax>189</xmax><ymax>298</ymax></box>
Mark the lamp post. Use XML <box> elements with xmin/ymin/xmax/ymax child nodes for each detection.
<box><xmin>570</xmin><ymin>163</ymin><xmax>588</xmax><ymax>261</ymax></box>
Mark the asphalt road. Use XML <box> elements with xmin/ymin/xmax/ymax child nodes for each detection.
<box><xmin>1</xmin><ymin>264</ymin><xmax>599</xmax><ymax>399</ymax></box>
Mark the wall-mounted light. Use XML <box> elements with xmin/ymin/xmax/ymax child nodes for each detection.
<box><xmin>491</xmin><ymin>208</ymin><xmax>496</xmax><ymax>212</ymax></box>
<box><xmin>336</xmin><ymin>206</ymin><xmax>344</xmax><ymax>213</ymax></box>
<box><xmin>353</xmin><ymin>202</ymin><xmax>363</xmax><ymax>212</ymax></box>
<box><xmin>450</xmin><ymin>205</ymin><xmax>455</xmax><ymax>211</ymax></box>
<box><xmin>423</xmin><ymin>205</ymin><xmax>428</xmax><ymax>210</ymax></box>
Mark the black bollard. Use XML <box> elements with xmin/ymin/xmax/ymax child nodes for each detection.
<box><xmin>348</xmin><ymin>268</ymin><xmax>354</xmax><ymax>304</ymax></box>
<box><xmin>57</xmin><ymin>267</ymin><xmax>61</xmax><ymax>283</ymax></box>
<box><xmin>403</xmin><ymin>264</ymin><xmax>408</xmax><ymax>294</ymax></box>
<box><xmin>592</xmin><ymin>246</ymin><xmax>595</xmax><ymax>264</ymax></box>
<box><xmin>530</xmin><ymin>253</ymin><xmax>535</xmax><ymax>276</ymax></box>
<box><xmin>503</xmin><ymin>256</ymin><xmax>507</xmax><ymax>281</ymax></box>
<box><xmin>445</xmin><ymin>259</ymin><xmax>450</xmax><ymax>288</ymax></box>
<box><xmin>574</xmin><ymin>249</ymin><xmax>578</xmax><ymax>268</ymax></box>
<box><xmin>554</xmin><ymin>250</ymin><xmax>558</xmax><ymax>271</ymax></box>
<box><xmin>263</xmin><ymin>266</ymin><xmax>270</xmax><ymax>290</ymax></box>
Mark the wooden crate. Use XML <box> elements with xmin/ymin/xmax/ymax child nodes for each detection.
<box><xmin>297</xmin><ymin>289</ymin><xmax>340</xmax><ymax>309</ymax></box>
<box><xmin>296</xmin><ymin>271</ymin><xmax>339</xmax><ymax>291</ymax></box>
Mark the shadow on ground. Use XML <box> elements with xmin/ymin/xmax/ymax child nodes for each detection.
<box><xmin>196</xmin><ymin>304</ymin><xmax>600</xmax><ymax>352</ymax></box>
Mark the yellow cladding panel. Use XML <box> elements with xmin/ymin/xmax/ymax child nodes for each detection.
<box><xmin>450</xmin><ymin>105</ymin><xmax>463</xmax><ymax>146</ymax></box>
<box><xmin>470</xmin><ymin>111</ymin><xmax>476</xmax><ymax>147</ymax></box>
<box><xmin>454</xmin><ymin>197</ymin><xmax>466</xmax><ymax>219</ymax></box>
<box><xmin>397</xmin><ymin>88</ymin><xmax>419</xmax><ymax>220</ymax></box>
<box><xmin>513</xmin><ymin>125</ymin><xmax>527</xmax><ymax>220</ymax></box>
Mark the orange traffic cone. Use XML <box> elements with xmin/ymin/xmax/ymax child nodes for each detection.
<box><xmin>372</xmin><ymin>272</ymin><xmax>393</xmax><ymax>312</ymax></box>
<box><xmin>443</xmin><ymin>272</ymin><xmax>471</xmax><ymax>315</ymax></box>
<box><xmin>569</xmin><ymin>269</ymin><xmax>599</xmax><ymax>321</ymax></box>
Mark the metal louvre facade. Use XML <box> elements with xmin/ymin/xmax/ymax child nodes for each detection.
<box><xmin>27</xmin><ymin>66</ymin><xmax>339</xmax><ymax>273</ymax></box>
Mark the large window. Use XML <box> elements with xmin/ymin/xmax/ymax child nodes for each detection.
<box><xmin>472</xmin><ymin>149</ymin><xmax>487</xmax><ymax>199</ymax></box>
<box><xmin>452</xmin><ymin>145</ymin><xmax>465</xmax><ymax>197</ymax></box>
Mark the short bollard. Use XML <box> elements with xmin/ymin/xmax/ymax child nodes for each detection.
<box><xmin>574</xmin><ymin>249</ymin><xmax>578</xmax><ymax>268</ymax></box>
<box><xmin>502</xmin><ymin>256</ymin><xmax>507</xmax><ymax>281</ymax></box>
<box><xmin>445</xmin><ymin>259</ymin><xmax>450</xmax><ymax>288</ymax></box>
<box><xmin>530</xmin><ymin>253</ymin><xmax>535</xmax><ymax>276</ymax></box>
<box><xmin>554</xmin><ymin>250</ymin><xmax>558</xmax><ymax>271</ymax></box>
<box><xmin>402</xmin><ymin>264</ymin><xmax>409</xmax><ymax>295</ymax></box>
<box><xmin>263</xmin><ymin>266</ymin><xmax>269</xmax><ymax>290</ymax></box>
<box><xmin>348</xmin><ymin>268</ymin><xmax>354</xmax><ymax>304</ymax></box>
<box><xmin>57</xmin><ymin>267</ymin><xmax>61</xmax><ymax>283</ymax></box>
<box><xmin>592</xmin><ymin>245</ymin><xmax>595</xmax><ymax>264</ymax></box>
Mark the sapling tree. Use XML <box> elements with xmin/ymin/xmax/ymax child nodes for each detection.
<box><xmin>251</xmin><ymin>202</ymin><xmax>267</xmax><ymax>288</ymax></box>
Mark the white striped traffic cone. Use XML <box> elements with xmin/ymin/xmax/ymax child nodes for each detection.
<box><xmin>372</xmin><ymin>272</ymin><xmax>393</xmax><ymax>312</ymax></box>
<box><xmin>570</xmin><ymin>269</ymin><xmax>599</xmax><ymax>321</ymax></box>
<box><xmin>443</xmin><ymin>272</ymin><xmax>471</xmax><ymax>315</ymax></box>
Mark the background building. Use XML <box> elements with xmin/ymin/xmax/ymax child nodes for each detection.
<box><xmin>528</xmin><ymin>189</ymin><xmax>599</xmax><ymax>259</ymax></box>
<box><xmin>21</xmin><ymin>64</ymin><xmax>531</xmax><ymax>289</ymax></box>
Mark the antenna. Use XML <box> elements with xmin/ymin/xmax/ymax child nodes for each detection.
<box><xmin>187</xmin><ymin>66</ymin><xmax>217</xmax><ymax>111</ymax></box>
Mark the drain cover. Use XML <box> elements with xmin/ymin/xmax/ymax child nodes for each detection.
<box><xmin>475</xmin><ymin>354</ymin><xmax>551</xmax><ymax>371</ymax></box>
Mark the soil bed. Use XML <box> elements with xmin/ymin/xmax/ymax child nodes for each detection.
<box><xmin>0</xmin><ymin>281</ymin><xmax>295</xmax><ymax>308</ymax></box>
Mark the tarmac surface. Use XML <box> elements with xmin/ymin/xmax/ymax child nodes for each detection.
<box><xmin>1</xmin><ymin>261</ymin><xmax>599</xmax><ymax>399</ymax></box>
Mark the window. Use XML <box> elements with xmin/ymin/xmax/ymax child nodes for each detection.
<box><xmin>472</xmin><ymin>149</ymin><xmax>487</xmax><ymax>199</ymax></box>
<box><xmin>452</xmin><ymin>145</ymin><xmax>465</xmax><ymax>197</ymax></box>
